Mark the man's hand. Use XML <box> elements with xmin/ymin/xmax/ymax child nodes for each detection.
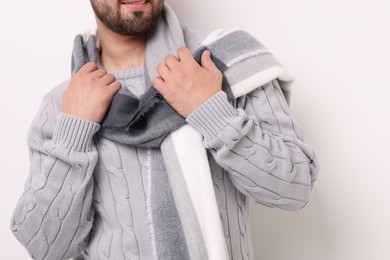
<box><xmin>152</xmin><ymin>48</ymin><xmax>223</xmax><ymax>118</ymax></box>
<box><xmin>62</xmin><ymin>62</ymin><xmax>121</xmax><ymax>123</ymax></box>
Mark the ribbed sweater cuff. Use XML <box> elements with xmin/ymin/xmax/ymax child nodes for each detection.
<box><xmin>186</xmin><ymin>91</ymin><xmax>239</xmax><ymax>141</ymax></box>
<box><xmin>52</xmin><ymin>113</ymin><xmax>101</xmax><ymax>152</ymax></box>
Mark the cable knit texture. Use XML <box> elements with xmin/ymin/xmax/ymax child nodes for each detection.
<box><xmin>11</xmin><ymin>30</ymin><xmax>319</xmax><ymax>259</ymax></box>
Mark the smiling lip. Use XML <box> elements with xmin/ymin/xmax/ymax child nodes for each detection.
<box><xmin>120</xmin><ymin>0</ymin><xmax>149</xmax><ymax>10</ymax></box>
<box><xmin>121</xmin><ymin>0</ymin><xmax>148</xmax><ymax>5</ymax></box>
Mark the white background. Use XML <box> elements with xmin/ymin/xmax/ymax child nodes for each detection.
<box><xmin>1</xmin><ymin>0</ymin><xmax>389</xmax><ymax>259</ymax></box>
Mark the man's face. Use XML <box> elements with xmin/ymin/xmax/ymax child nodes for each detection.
<box><xmin>90</xmin><ymin>0</ymin><xmax>165</xmax><ymax>36</ymax></box>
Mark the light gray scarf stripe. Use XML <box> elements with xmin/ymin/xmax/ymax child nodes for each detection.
<box><xmin>142</xmin><ymin>6</ymin><xmax>200</xmax><ymax>258</ymax></box>
<box><xmin>144</xmin><ymin>4</ymin><xmax>186</xmax><ymax>86</ymax></box>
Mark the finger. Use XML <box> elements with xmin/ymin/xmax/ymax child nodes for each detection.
<box><xmin>156</xmin><ymin>63</ymin><xmax>170</xmax><ymax>79</ymax></box>
<box><xmin>107</xmin><ymin>81</ymin><xmax>121</xmax><ymax>94</ymax></box>
<box><xmin>177</xmin><ymin>47</ymin><xmax>193</xmax><ymax>62</ymax></box>
<box><xmin>152</xmin><ymin>77</ymin><xmax>166</xmax><ymax>93</ymax></box>
<box><xmin>91</xmin><ymin>68</ymin><xmax>108</xmax><ymax>78</ymax></box>
<box><xmin>101</xmin><ymin>73</ymin><xmax>116</xmax><ymax>85</ymax></box>
<box><xmin>80</xmin><ymin>62</ymin><xmax>98</xmax><ymax>73</ymax></box>
<box><xmin>201</xmin><ymin>50</ymin><xmax>219</xmax><ymax>72</ymax></box>
<box><xmin>164</xmin><ymin>54</ymin><xmax>180</xmax><ymax>69</ymax></box>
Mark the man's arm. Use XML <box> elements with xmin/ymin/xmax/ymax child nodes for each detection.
<box><xmin>154</xmin><ymin>48</ymin><xmax>318</xmax><ymax>210</ymax></box>
<box><xmin>10</xmin><ymin>95</ymin><xmax>99</xmax><ymax>259</ymax></box>
<box><xmin>11</xmin><ymin>62</ymin><xmax>120</xmax><ymax>259</ymax></box>
<box><xmin>186</xmin><ymin>80</ymin><xmax>319</xmax><ymax>210</ymax></box>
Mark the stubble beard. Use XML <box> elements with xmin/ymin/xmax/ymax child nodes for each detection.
<box><xmin>90</xmin><ymin>0</ymin><xmax>162</xmax><ymax>36</ymax></box>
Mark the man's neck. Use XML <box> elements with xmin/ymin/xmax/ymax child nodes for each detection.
<box><xmin>97</xmin><ymin>20</ymin><xmax>147</xmax><ymax>71</ymax></box>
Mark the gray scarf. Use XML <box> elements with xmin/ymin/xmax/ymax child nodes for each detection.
<box><xmin>71</xmin><ymin>4</ymin><xmax>291</xmax><ymax>259</ymax></box>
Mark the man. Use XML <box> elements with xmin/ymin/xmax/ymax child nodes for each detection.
<box><xmin>11</xmin><ymin>0</ymin><xmax>319</xmax><ymax>259</ymax></box>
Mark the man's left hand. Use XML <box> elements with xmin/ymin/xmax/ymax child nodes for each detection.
<box><xmin>152</xmin><ymin>47</ymin><xmax>223</xmax><ymax>118</ymax></box>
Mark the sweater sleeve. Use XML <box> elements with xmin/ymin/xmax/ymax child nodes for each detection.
<box><xmin>186</xmin><ymin>80</ymin><xmax>319</xmax><ymax>211</ymax></box>
<box><xmin>10</xmin><ymin>91</ymin><xmax>100</xmax><ymax>260</ymax></box>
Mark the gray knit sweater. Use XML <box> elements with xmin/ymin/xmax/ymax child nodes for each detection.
<box><xmin>11</xmin><ymin>31</ymin><xmax>319</xmax><ymax>260</ymax></box>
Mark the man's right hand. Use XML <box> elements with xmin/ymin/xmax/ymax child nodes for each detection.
<box><xmin>62</xmin><ymin>62</ymin><xmax>121</xmax><ymax>123</ymax></box>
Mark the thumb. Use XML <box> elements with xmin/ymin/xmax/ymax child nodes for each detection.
<box><xmin>201</xmin><ymin>50</ymin><xmax>218</xmax><ymax>72</ymax></box>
